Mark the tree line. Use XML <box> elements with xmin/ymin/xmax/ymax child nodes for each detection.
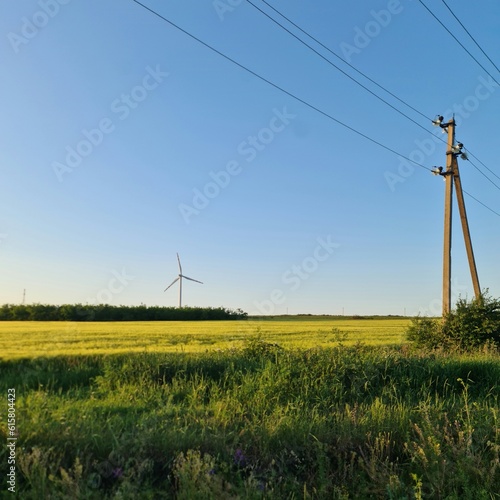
<box><xmin>0</xmin><ymin>304</ymin><xmax>248</xmax><ymax>322</ymax></box>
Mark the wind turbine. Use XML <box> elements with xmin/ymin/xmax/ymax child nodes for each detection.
<box><xmin>164</xmin><ymin>253</ymin><xmax>203</xmax><ymax>308</ymax></box>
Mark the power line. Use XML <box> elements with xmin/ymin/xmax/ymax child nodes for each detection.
<box><xmin>254</xmin><ymin>0</ymin><xmax>432</xmax><ymax>122</ymax></box>
<box><xmin>440</xmin><ymin>0</ymin><xmax>500</xmax><ymax>75</ymax></box>
<box><xmin>130</xmin><ymin>0</ymin><xmax>500</xmax><ymax>219</ymax></box>
<box><xmin>467</xmin><ymin>158</ymin><xmax>500</xmax><ymax>192</ymax></box>
<box><xmin>253</xmin><ymin>0</ymin><xmax>500</xmax><ymax>185</ymax></box>
<box><xmin>130</xmin><ymin>0</ymin><xmax>432</xmax><ymax>173</ymax></box>
<box><xmin>243</xmin><ymin>0</ymin><xmax>432</xmax><ymax>137</ymax></box>
<box><xmin>453</xmin><ymin>142</ymin><xmax>500</xmax><ymax>195</ymax></box>
<box><xmin>414</xmin><ymin>0</ymin><xmax>500</xmax><ymax>182</ymax></box>
<box><xmin>416</xmin><ymin>0</ymin><xmax>500</xmax><ymax>87</ymax></box>
<box><xmin>467</xmin><ymin>151</ymin><xmax>500</xmax><ymax>183</ymax></box>
<box><xmin>463</xmin><ymin>190</ymin><xmax>500</xmax><ymax>218</ymax></box>
<box><xmin>248</xmin><ymin>1</ymin><xmax>452</xmax><ymax>153</ymax></box>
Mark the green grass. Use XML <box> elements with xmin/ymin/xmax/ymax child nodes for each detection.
<box><xmin>0</xmin><ymin>317</ymin><xmax>409</xmax><ymax>359</ymax></box>
<box><xmin>1</xmin><ymin>319</ymin><xmax>499</xmax><ymax>498</ymax></box>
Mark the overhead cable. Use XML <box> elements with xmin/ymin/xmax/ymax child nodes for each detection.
<box><xmin>130</xmin><ymin>0</ymin><xmax>500</xmax><ymax>219</ymax></box>
<box><xmin>416</xmin><ymin>0</ymin><xmax>500</xmax><ymax>86</ymax></box>
<box><xmin>130</xmin><ymin>0</ymin><xmax>432</xmax><ymax>172</ymax></box>
<box><xmin>440</xmin><ymin>0</ymin><xmax>500</xmax><ymax>75</ymax></box>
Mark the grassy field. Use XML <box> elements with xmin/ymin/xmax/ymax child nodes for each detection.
<box><xmin>0</xmin><ymin>317</ymin><xmax>409</xmax><ymax>359</ymax></box>
<box><xmin>1</xmin><ymin>318</ymin><xmax>500</xmax><ymax>498</ymax></box>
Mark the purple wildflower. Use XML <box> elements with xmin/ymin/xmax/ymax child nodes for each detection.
<box><xmin>112</xmin><ymin>467</ymin><xmax>123</xmax><ymax>479</ymax></box>
<box><xmin>233</xmin><ymin>448</ymin><xmax>247</xmax><ymax>467</ymax></box>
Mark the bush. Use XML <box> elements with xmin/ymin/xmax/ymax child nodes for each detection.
<box><xmin>443</xmin><ymin>293</ymin><xmax>500</xmax><ymax>349</ymax></box>
<box><xmin>406</xmin><ymin>316</ymin><xmax>447</xmax><ymax>349</ymax></box>
<box><xmin>407</xmin><ymin>293</ymin><xmax>500</xmax><ymax>350</ymax></box>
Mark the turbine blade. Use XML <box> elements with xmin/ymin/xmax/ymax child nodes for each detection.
<box><xmin>181</xmin><ymin>274</ymin><xmax>203</xmax><ymax>284</ymax></box>
<box><xmin>164</xmin><ymin>276</ymin><xmax>180</xmax><ymax>291</ymax></box>
<box><xmin>177</xmin><ymin>253</ymin><xmax>182</xmax><ymax>274</ymax></box>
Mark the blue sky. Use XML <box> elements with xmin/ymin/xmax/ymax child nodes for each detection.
<box><xmin>1</xmin><ymin>0</ymin><xmax>499</xmax><ymax>315</ymax></box>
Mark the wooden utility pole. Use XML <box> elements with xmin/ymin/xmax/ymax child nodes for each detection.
<box><xmin>442</xmin><ymin>119</ymin><xmax>454</xmax><ymax>316</ymax></box>
<box><xmin>440</xmin><ymin>117</ymin><xmax>481</xmax><ymax>316</ymax></box>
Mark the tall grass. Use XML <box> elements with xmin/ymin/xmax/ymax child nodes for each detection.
<box><xmin>1</xmin><ymin>342</ymin><xmax>500</xmax><ymax>498</ymax></box>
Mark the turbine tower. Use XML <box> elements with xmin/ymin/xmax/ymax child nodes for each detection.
<box><xmin>164</xmin><ymin>253</ymin><xmax>203</xmax><ymax>308</ymax></box>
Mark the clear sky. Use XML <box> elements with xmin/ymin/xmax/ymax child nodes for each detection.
<box><xmin>1</xmin><ymin>0</ymin><xmax>499</xmax><ymax>316</ymax></box>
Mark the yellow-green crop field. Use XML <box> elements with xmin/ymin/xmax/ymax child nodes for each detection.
<box><xmin>0</xmin><ymin>317</ymin><xmax>410</xmax><ymax>359</ymax></box>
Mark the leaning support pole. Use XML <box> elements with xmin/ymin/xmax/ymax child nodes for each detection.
<box><xmin>453</xmin><ymin>162</ymin><xmax>481</xmax><ymax>299</ymax></box>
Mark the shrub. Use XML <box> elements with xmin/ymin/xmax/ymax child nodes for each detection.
<box><xmin>443</xmin><ymin>294</ymin><xmax>500</xmax><ymax>349</ymax></box>
<box><xmin>407</xmin><ymin>293</ymin><xmax>500</xmax><ymax>350</ymax></box>
<box><xmin>406</xmin><ymin>316</ymin><xmax>446</xmax><ymax>349</ymax></box>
